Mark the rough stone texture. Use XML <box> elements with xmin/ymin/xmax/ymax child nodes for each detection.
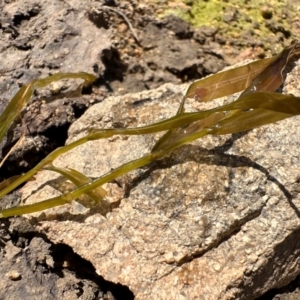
<box><xmin>0</xmin><ymin>0</ymin><xmax>230</xmax><ymax>180</ymax></box>
<box><xmin>2</xmin><ymin>0</ymin><xmax>300</xmax><ymax>298</ymax></box>
<box><xmin>0</xmin><ymin>0</ymin><xmax>111</xmax><ymax>101</ymax></box>
<box><xmin>0</xmin><ymin>0</ymin><xmax>113</xmax><ymax>178</ymax></box>
<box><xmin>16</xmin><ymin>57</ymin><xmax>300</xmax><ymax>299</ymax></box>
<box><xmin>0</xmin><ymin>218</ymin><xmax>118</xmax><ymax>300</ymax></box>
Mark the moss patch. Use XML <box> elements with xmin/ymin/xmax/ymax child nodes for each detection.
<box><xmin>154</xmin><ymin>0</ymin><xmax>299</xmax><ymax>53</ymax></box>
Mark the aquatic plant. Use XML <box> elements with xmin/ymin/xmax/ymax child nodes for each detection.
<box><xmin>0</xmin><ymin>41</ymin><xmax>299</xmax><ymax>218</ymax></box>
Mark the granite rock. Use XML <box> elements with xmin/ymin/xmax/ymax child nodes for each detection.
<box><xmin>19</xmin><ymin>58</ymin><xmax>300</xmax><ymax>299</ymax></box>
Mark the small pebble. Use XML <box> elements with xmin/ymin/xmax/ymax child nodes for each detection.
<box><xmin>261</xmin><ymin>6</ymin><xmax>273</xmax><ymax>19</ymax></box>
<box><xmin>6</xmin><ymin>270</ymin><xmax>21</xmax><ymax>281</ymax></box>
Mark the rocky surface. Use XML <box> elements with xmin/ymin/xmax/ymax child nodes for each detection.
<box><xmin>155</xmin><ymin>0</ymin><xmax>300</xmax><ymax>55</ymax></box>
<box><xmin>1</xmin><ymin>0</ymin><xmax>298</xmax><ymax>181</ymax></box>
<box><xmin>1</xmin><ymin>0</ymin><xmax>300</xmax><ymax>299</ymax></box>
<box><xmin>13</xmin><ymin>57</ymin><xmax>300</xmax><ymax>299</ymax></box>
<box><xmin>0</xmin><ymin>217</ymin><xmax>127</xmax><ymax>300</ymax></box>
<box><xmin>0</xmin><ymin>0</ymin><xmax>230</xmax><ymax>181</ymax></box>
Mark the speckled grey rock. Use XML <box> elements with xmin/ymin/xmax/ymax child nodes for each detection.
<box><xmin>0</xmin><ymin>0</ymin><xmax>111</xmax><ymax>101</ymax></box>
<box><xmin>20</xmin><ymin>58</ymin><xmax>300</xmax><ymax>299</ymax></box>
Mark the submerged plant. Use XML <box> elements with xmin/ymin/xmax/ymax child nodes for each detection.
<box><xmin>0</xmin><ymin>41</ymin><xmax>300</xmax><ymax>218</ymax></box>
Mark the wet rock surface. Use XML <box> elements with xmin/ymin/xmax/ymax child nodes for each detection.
<box><xmin>1</xmin><ymin>0</ymin><xmax>300</xmax><ymax>299</ymax></box>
